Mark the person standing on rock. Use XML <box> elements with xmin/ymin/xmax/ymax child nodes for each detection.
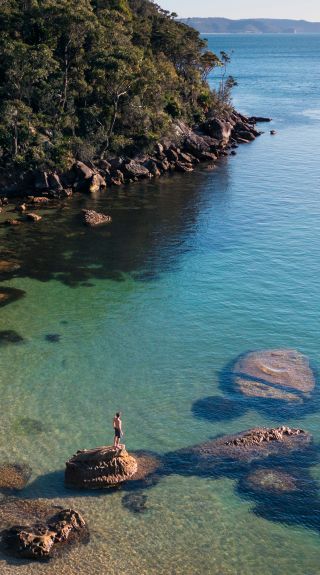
<box><xmin>113</xmin><ymin>412</ymin><xmax>123</xmax><ymax>449</ymax></box>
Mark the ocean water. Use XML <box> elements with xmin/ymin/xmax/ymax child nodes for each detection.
<box><xmin>0</xmin><ymin>34</ymin><xmax>320</xmax><ymax>574</ymax></box>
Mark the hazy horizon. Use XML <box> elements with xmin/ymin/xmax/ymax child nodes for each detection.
<box><xmin>158</xmin><ymin>0</ymin><xmax>320</xmax><ymax>22</ymax></box>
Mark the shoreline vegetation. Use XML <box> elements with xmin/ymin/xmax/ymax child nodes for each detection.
<box><xmin>0</xmin><ymin>0</ymin><xmax>270</xmax><ymax>208</ymax></box>
<box><xmin>0</xmin><ymin>111</ymin><xmax>269</xmax><ymax>216</ymax></box>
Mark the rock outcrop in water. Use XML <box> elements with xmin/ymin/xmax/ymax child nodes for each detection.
<box><xmin>82</xmin><ymin>209</ymin><xmax>112</xmax><ymax>227</ymax></box>
<box><xmin>1</xmin><ymin>508</ymin><xmax>87</xmax><ymax>560</ymax></box>
<box><xmin>232</xmin><ymin>349</ymin><xmax>315</xmax><ymax>403</ymax></box>
<box><xmin>168</xmin><ymin>427</ymin><xmax>312</xmax><ymax>476</ymax></box>
<box><xmin>65</xmin><ymin>446</ymin><xmax>138</xmax><ymax>488</ymax></box>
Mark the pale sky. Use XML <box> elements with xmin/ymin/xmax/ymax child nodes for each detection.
<box><xmin>158</xmin><ymin>0</ymin><xmax>320</xmax><ymax>21</ymax></box>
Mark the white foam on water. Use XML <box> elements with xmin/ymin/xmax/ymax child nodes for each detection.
<box><xmin>301</xmin><ymin>109</ymin><xmax>320</xmax><ymax>120</ymax></box>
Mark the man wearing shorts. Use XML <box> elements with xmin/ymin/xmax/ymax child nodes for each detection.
<box><xmin>113</xmin><ymin>412</ymin><xmax>123</xmax><ymax>449</ymax></box>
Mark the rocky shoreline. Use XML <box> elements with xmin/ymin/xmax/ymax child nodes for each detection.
<box><xmin>0</xmin><ymin>112</ymin><xmax>271</xmax><ymax>215</ymax></box>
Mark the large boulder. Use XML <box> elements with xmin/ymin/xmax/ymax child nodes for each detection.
<box><xmin>144</xmin><ymin>159</ymin><xmax>161</xmax><ymax>177</ymax></box>
<box><xmin>87</xmin><ymin>173</ymin><xmax>106</xmax><ymax>193</ymax></box>
<box><xmin>123</xmin><ymin>160</ymin><xmax>150</xmax><ymax>180</ymax></box>
<box><xmin>202</xmin><ymin>118</ymin><xmax>232</xmax><ymax>146</ymax></box>
<box><xmin>232</xmin><ymin>349</ymin><xmax>315</xmax><ymax>403</ymax></box>
<box><xmin>73</xmin><ymin>161</ymin><xmax>94</xmax><ymax>181</ymax></box>
<box><xmin>82</xmin><ymin>209</ymin><xmax>112</xmax><ymax>227</ymax></box>
<box><xmin>70</xmin><ymin>162</ymin><xmax>106</xmax><ymax>192</ymax></box>
<box><xmin>65</xmin><ymin>445</ymin><xmax>138</xmax><ymax>488</ymax></box>
<box><xmin>1</xmin><ymin>507</ymin><xmax>87</xmax><ymax>560</ymax></box>
<box><xmin>183</xmin><ymin>133</ymin><xmax>212</xmax><ymax>159</ymax></box>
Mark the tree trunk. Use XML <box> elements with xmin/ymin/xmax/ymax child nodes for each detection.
<box><xmin>99</xmin><ymin>97</ymin><xmax>119</xmax><ymax>158</ymax></box>
<box><xmin>61</xmin><ymin>40</ymin><xmax>71</xmax><ymax>113</ymax></box>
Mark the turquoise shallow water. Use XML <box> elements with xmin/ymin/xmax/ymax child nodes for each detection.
<box><xmin>0</xmin><ymin>35</ymin><xmax>320</xmax><ymax>574</ymax></box>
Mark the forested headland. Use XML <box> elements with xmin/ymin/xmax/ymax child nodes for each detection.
<box><xmin>0</xmin><ymin>0</ymin><xmax>226</xmax><ymax>172</ymax></box>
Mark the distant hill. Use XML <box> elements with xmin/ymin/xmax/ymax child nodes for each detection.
<box><xmin>179</xmin><ymin>18</ymin><xmax>320</xmax><ymax>34</ymax></box>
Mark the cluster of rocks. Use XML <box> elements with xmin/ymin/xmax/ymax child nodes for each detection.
<box><xmin>0</xmin><ymin>112</ymin><xmax>268</xmax><ymax>207</ymax></box>
<box><xmin>0</xmin><ymin>421</ymin><xmax>315</xmax><ymax>561</ymax></box>
<box><xmin>224</xmin><ymin>426</ymin><xmax>306</xmax><ymax>448</ymax></box>
<box><xmin>1</xmin><ymin>507</ymin><xmax>87</xmax><ymax>560</ymax></box>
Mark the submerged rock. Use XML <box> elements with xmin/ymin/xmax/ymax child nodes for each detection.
<box><xmin>26</xmin><ymin>212</ymin><xmax>42</xmax><ymax>222</ymax></box>
<box><xmin>45</xmin><ymin>333</ymin><xmax>61</xmax><ymax>343</ymax></box>
<box><xmin>13</xmin><ymin>417</ymin><xmax>46</xmax><ymax>436</ymax></box>
<box><xmin>4</xmin><ymin>218</ymin><xmax>22</xmax><ymax>226</ymax></box>
<box><xmin>0</xmin><ymin>463</ymin><xmax>31</xmax><ymax>491</ymax></box>
<box><xmin>232</xmin><ymin>349</ymin><xmax>315</xmax><ymax>403</ymax></box>
<box><xmin>0</xmin><ymin>330</ymin><xmax>24</xmax><ymax>345</ymax></box>
<box><xmin>0</xmin><ymin>288</ymin><xmax>25</xmax><ymax>308</ymax></box>
<box><xmin>65</xmin><ymin>445</ymin><xmax>138</xmax><ymax>488</ymax></box>
<box><xmin>192</xmin><ymin>395</ymin><xmax>246</xmax><ymax>422</ymax></box>
<box><xmin>122</xmin><ymin>492</ymin><xmax>148</xmax><ymax>514</ymax></box>
<box><xmin>128</xmin><ymin>451</ymin><xmax>163</xmax><ymax>486</ymax></box>
<box><xmin>1</xmin><ymin>507</ymin><xmax>87</xmax><ymax>560</ymax></box>
<box><xmin>82</xmin><ymin>209</ymin><xmax>112</xmax><ymax>227</ymax></box>
<box><xmin>0</xmin><ymin>498</ymin><xmax>59</xmax><ymax>527</ymax></box>
<box><xmin>243</xmin><ymin>468</ymin><xmax>299</xmax><ymax>494</ymax></box>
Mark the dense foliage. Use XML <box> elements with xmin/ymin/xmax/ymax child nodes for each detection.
<box><xmin>0</xmin><ymin>0</ymin><xmax>225</xmax><ymax>170</ymax></box>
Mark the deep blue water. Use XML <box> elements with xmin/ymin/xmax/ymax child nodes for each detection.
<box><xmin>0</xmin><ymin>34</ymin><xmax>320</xmax><ymax>575</ymax></box>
